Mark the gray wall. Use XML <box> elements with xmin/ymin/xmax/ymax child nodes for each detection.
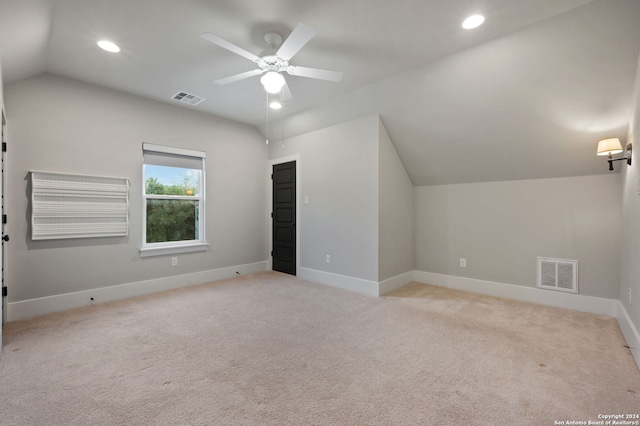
<box><xmin>378</xmin><ymin>118</ymin><xmax>414</xmax><ymax>281</ymax></box>
<box><xmin>0</xmin><ymin>58</ymin><xmax>3</xmax><ymax>104</ymax></box>
<box><xmin>620</xmin><ymin>53</ymin><xmax>640</xmax><ymax>332</ymax></box>
<box><xmin>5</xmin><ymin>74</ymin><xmax>268</xmax><ymax>302</ymax></box>
<box><xmin>270</xmin><ymin>115</ymin><xmax>379</xmax><ymax>281</ymax></box>
<box><xmin>415</xmin><ymin>174</ymin><xmax>621</xmax><ymax>299</ymax></box>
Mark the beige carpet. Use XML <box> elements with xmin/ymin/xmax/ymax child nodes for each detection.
<box><xmin>0</xmin><ymin>271</ymin><xmax>638</xmax><ymax>425</ymax></box>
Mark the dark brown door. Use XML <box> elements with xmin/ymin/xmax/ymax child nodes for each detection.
<box><xmin>272</xmin><ymin>161</ymin><xmax>296</xmax><ymax>275</ymax></box>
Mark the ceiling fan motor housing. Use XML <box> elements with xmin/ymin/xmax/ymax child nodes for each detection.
<box><xmin>259</xmin><ymin>55</ymin><xmax>289</xmax><ymax>74</ymax></box>
<box><xmin>264</xmin><ymin>32</ymin><xmax>283</xmax><ymax>49</ymax></box>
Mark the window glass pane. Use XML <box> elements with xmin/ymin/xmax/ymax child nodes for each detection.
<box><xmin>146</xmin><ymin>199</ymin><xmax>200</xmax><ymax>243</ymax></box>
<box><xmin>145</xmin><ymin>165</ymin><xmax>200</xmax><ymax>196</ymax></box>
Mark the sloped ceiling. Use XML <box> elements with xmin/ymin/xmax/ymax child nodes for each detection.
<box><xmin>1</xmin><ymin>0</ymin><xmax>639</xmax><ymax>185</ymax></box>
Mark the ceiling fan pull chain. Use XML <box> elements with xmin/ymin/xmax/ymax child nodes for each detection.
<box><xmin>266</xmin><ymin>91</ymin><xmax>270</xmax><ymax>145</ymax></box>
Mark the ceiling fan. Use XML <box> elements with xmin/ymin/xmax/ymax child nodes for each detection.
<box><xmin>201</xmin><ymin>23</ymin><xmax>343</xmax><ymax>99</ymax></box>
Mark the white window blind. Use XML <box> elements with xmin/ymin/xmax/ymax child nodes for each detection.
<box><xmin>31</xmin><ymin>171</ymin><xmax>129</xmax><ymax>240</ymax></box>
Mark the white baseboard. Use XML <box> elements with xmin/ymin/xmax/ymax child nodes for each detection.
<box><xmin>379</xmin><ymin>271</ymin><xmax>415</xmax><ymax>296</ymax></box>
<box><xmin>10</xmin><ymin>263</ymin><xmax>638</xmax><ymax>370</ymax></box>
<box><xmin>413</xmin><ymin>270</ymin><xmax>618</xmax><ymax>317</ymax></box>
<box><xmin>299</xmin><ymin>268</ymin><xmax>639</xmax><ymax>370</ymax></box>
<box><xmin>413</xmin><ymin>271</ymin><xmax>639</xmax><ymax>370</ymax></box>
<box><xmin>616</xmin><ymin>301</ymin><xmax>640</xmax><ymax>370</ymax></box>
<box><xmin>298</xmin><ymin>267</ymin><xmax>379</xmax><ymax>297</ymax></box>
<box><xmin>8</xmin><ymin>261</ymin><xmax>269</xmax><ymax>321</ymax></box>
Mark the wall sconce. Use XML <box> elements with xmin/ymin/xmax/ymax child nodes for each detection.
<box><xmin>597</xmin><ymin>138</ymin><xmax>632</xmax><ymax>171</ymax></box>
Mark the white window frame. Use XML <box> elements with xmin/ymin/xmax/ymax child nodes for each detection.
<box><xmin>140</xmin><ymin>143</ymin><xmax>208</xmax><ymax>257</ymax></box>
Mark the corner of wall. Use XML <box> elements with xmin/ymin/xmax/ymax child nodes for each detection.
<box><xmin>617</xmin><ymin>301</ymin><xmax>640</xmax><ymax>370</ymax></box>
<box><xmin>619</xmin><ymin>52</ymin><xmax>640</xmax><ymax>350</ymax></box>
<box><xmin>377</xmin><ymin>118</ymin><xmax>415</xmax><ymax>282</ymax></box>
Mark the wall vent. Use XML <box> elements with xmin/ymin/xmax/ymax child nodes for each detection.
<box><xmin>537</xmin><ymin>257</ymin><xmax>578</xmax><ymax>293</ymax></box>
<box><xmin>171</xmin><ymin>91</ymin><xmax>205</xmax><ymax>105</ymax></box>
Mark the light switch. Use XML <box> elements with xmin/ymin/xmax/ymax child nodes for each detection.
<box><xmin>304</xmin><ymin>196</ymin><xmax>309</xmax><ymax>205</ymax></box>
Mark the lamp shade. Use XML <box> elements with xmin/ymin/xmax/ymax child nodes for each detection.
<box><xmin>597</xmin><ymin>138</ymin><xmax>623</xmax><ymax>156</ymax></box>
<box><xmin>260</xmin><ymin>71</ymin><xmax>285</xmax><ymax>94</ymax></box>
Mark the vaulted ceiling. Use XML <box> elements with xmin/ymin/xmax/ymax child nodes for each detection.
<box><xmin>1</xmin><ymin>0</ymin><xmax>639</xmax><ymax>185</ymax></box>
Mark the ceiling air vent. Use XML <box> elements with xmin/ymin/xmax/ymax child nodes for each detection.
<box><xmin>172</xmin><ymin>91</ymin><xmax>205</xmax><ymax>105</ymax></box>
<box><xmin>537</xmin><ymin>257</ymin><xmax>578</xmax><ymax>294</ymax></box>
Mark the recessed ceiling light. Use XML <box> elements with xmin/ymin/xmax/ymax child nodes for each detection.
<box><xmin>269</xmin><ymin>101</ymin><xmax>282</xmax><ymax>110</ymax></box>
<box><xmin>462</xmin><ymin>15</ymin><xmax>485</xmax><ymax>30</ymax></box>
<box><xmin>97</xmin><ymin>40</ymin><xmax>121</xmax><ymax>53</ymax></box>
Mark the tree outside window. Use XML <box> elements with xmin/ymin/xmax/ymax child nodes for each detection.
<box><xmin>145</xmin><ymin>169</ymin><xmax>200</xmax><ymax>243</ymax></box>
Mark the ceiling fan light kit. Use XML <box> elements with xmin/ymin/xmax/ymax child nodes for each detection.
<box><xmin>260</xmin><ymin>71</ymin><xmax>286</xmax><ymax>94</ymax></box>
<box><xmin>201</xmin><ymin>23</ymin><xmax>343</xmax><ymax>98</ymax></box>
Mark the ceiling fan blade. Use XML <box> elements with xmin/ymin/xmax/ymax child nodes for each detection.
<box><xmin>287</xmin><ymin>66</ymin><xmax>343</xmax><ymax>82</ymax></box>
<box><xmin>201</xmin><ymin>32</ymin><xmax>260</xmax><ymax>63</ymax></box>
<box><xmin>276</xmin><ymin>23</ymin><xmax>315</xmax><ymax>61</ymax></box>
<box><xmin>281</xmin><ymin>80</ymin><xmax>293</xmax><ymax>101</ymax></box>
<box><xmin>214</xmin><ymin>69</ymin><xmax>264</xmax><ymax>85</ymax></box>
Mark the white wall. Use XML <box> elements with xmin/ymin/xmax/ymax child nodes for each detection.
<box><xmin>378</xmin><ymin>118</ymin><xmax>414</xmax><ymax>281</ymax></box>
<box><xmin>415</xmin><ymin>175</ymin><xmax>621</xmax><ymax>299</ymax></box>
<box><xmin>269</xmin><ymin>115</ymin><xmax>379</xmax><ymax>283</ymax></box>
<box><xmin>5</xmin><ymin>74</ymin><xmax>268</xmax><ymax>309</ymax></box>
<box><xmin>620</xmin><ymin>53</ymin><xmax>640</xmax><ymax>338</ymax></box>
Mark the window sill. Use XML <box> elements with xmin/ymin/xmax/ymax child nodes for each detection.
<box><xmin>139</xmin><ymin>243</ymin><xmax>209</xmax><ymax>258</ymax></box>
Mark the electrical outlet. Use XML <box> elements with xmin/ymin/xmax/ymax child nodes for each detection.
<box><xmin>460</xmin><ymin>258</ymin><xmax>467</xmax><ymax>268</ymax></box>
<box><xmin>326</xmin><ymin>254</ymin><xmax>331</xmax><ymax>264</ymax></box>
<box><xmin>171</xmin><ymin>257</ymin><xmax>178</xmax><ymax>267</ymax></box>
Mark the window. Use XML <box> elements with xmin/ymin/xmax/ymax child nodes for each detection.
<box><xmin>141</xmin><ymin>143</ymin><xmax>207</xmax><ymax>257</ymax></box>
